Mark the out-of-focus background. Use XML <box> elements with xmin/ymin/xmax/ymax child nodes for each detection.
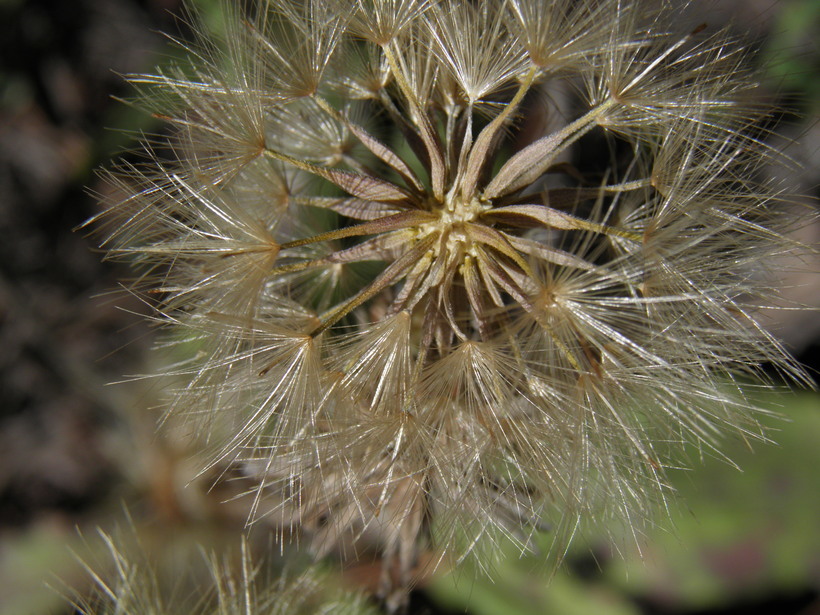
<box><xmin>0</xmin><ymin>0</ymin><xmax>817</xmax><ymax>613</ymax></box>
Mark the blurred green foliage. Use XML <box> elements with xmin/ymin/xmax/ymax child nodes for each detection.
<box><xmin>762</xmin><ymin>0</ymin><xmax>820</xmax><ymax>110</ymax></box>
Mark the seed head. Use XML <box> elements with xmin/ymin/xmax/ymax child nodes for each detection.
<box><xmin>93</xmin><ymin>0</ymin><xmax>812</xmax><ymax>604</ymax></box>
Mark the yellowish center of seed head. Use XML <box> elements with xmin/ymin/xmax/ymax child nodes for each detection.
<box><xmin>418</xmin><ymin>194</ymin><xmax>491</xmax><ymax>258</ymax></box>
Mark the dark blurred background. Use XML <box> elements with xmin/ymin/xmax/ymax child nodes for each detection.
<box><xmin>0</xmin><ymin>0</ymin><xmax>817</xmax><ymax>614</ymax></box>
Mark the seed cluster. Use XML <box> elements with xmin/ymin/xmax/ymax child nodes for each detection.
<box><xmin>94</xmin><ymin>0</ymin><xmax>809</xmax><ymax>605</ymax></box>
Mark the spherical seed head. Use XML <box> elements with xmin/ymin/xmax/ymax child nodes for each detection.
<box><xmin>94</xmin><ymin>0</ymin><xmax>812</xmax><ymax>602</ymax></box>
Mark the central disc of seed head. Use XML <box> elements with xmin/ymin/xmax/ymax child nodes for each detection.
<box><xmin>421</xmin><ymin>193</ymin><xmax>490</xmax><ymax>255</ymax></box>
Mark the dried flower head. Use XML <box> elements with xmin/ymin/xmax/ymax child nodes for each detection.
<box><xmin>92</xmin><ymin>0</ymin><xmax>811</xmax><ymax>605</ymax></box>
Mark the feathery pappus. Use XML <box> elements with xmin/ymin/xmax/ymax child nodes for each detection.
<box><xmin>90</xmin><ymin>0</ymin><xmax>813</xmax><ymax>608</ymax></box>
